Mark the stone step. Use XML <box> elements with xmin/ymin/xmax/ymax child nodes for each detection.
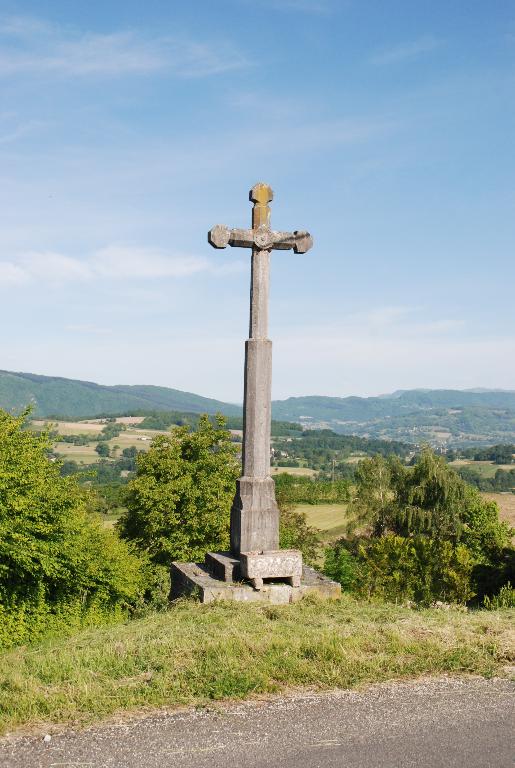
<box><xmin>205</xmin><ymin>551</ymin><xmax>242</xmax><ymax>582</ymax></box>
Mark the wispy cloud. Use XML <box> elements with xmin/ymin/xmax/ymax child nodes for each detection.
<box><xmin>371</xmin><ymin>36</ymin><xmax>443</xmax><ymax>65</ymax></box>
<box><xmin>0</xmin><ymin>245</ymin><xmax>244</xmax><ymax>286</ymax></box>
<box><xmin>0</xmin><ymin>15</ymin><xmax>248</xmax><ymax>78</ymax></box>
<box><xmin>0</xmin><ymin>112</ymin><xmax>48</xmax><ymax>144</ymax></box>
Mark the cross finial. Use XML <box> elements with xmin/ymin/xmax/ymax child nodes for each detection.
<box><xmin>249</xmin><ymin>182</ymin><xmax>273</xmax><ymax>204</ymax></box>
<box><xmin>250</xmin><ymin>182</ymin><xmax>273</xmax><ymax>229</ymax></box>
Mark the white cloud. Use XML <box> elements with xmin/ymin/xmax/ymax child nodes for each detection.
<box><xmin>0</xmin><ymin>16</ymin><xmax>248</xmax><ymax>78</ymax></box>
<box><xmin>0</xmin><ymin>245</ymin><xmax>241</xmax><ymax>286</ymax></box>
<box><xmin>91</xmin><ymin>246</ymin><xmax>209</xmax><ymax>279</ymax></box>
<box><xmin>371</xmin><ymin>36</ymin><xmax>443</xmax><ymax>65</ymax></box>
<box><xmin>0</xmin><ymin>261</ymin><xmax>26</xmax><ymax>284</ymax></box>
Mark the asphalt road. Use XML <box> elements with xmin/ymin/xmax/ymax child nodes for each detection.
<box><xmin>1</xmin><ymin>677</ymin><xmax>514</xmax><ymax>768</ymax></box>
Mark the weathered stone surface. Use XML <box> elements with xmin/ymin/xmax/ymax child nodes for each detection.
<box><xmin>170</xmin><ymin>561</ymin><xmax>341</xmax><ymax>604</ymax></box>
<box><xmin>207</xmin><ymin>224</ymin><xmax>230</xmax><ymax>249</ymax></box>
<box><xmin>207</xmin><ymin>184</ymin><xmax>313</xmax><ymax>566</ymax></box>
<box><xmin>205</xmin><ymin>551</ymin><xmax>241</xmax><ymax>582</ymax></box>
<box><xmin>173</xmin><ymin>186</ymin><xmax>318</xmax><ymax>603</ymax></box>
<box><xmin>231</xmin><ymin>476</ymin><xmax>279</xmax><ymax>554</ymax></box>
<box><xmin>240</xmin><ymin>549</ymin><xmax>303</xmax><ymax>590</ymax></box>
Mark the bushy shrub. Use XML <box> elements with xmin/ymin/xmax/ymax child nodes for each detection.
<box><xmin>279</xmin><ymin>506</ymin><xmax>320</xmax><ymax>565</ymax></box>
<box><xmin>119</xmin><ymin>415</ymin><xmax>239</xmax><ymax>565</ymax></box>
<box><xmin>0</xmin><ymin>410</ymin><xmax>147</xmax><ymax>649</ymax></box>
<box><xmin>335</xmin><ymin>448</ymin><xmax>514</xmax><ymax>605</ymax></box>
<box><xmin>483</xmin><ymin>582</ymin><xmax>515</xmax><ymax>609</ymax></box>
<box><xmin>323</xmin><ymin>543</ymin><xmax>359</xmax><ymax>592</ymax></box>
<box><xmin>325</xmin><ymin>535</ymin><xmax>475</xmax><ymax>605</ymax></box>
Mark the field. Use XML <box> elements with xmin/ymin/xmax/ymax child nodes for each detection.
<box><xmin>449</xmin><ymin>459</ymin><xmax>514</xmax><ymax>478</ymax></box>
<box><xmin>271</xmin><ymin>466</ymin><xmax>317</xmax><ymax>477</ymax></box>
<box><xmin>297</xmin><ymin>503</ymin><xmax>348</xmax><ymax>540</ymax></box>
<box><xmin>1</xmin><ymin>597</ymin><xmax>513</xmax><ymax>736</ymax></box>
<box><xmin>482</xmin><ymin>493</ymin><xmax>515</xmax><ymax>528</ymax></box>
<box><xmin>32</xmin><ymin>419</ymin><xmax>166</xmax><ymax>464</ymax></box>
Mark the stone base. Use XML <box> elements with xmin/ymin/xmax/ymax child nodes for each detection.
<box><xmin>170</xmin><ymin>560</ymin><xmax>341</xmax><ymax>605</ymax></box>
<box><xmin>240</xmin><ymin>549</ymin><xmax>303</xmax><ymax>590</ymax></box>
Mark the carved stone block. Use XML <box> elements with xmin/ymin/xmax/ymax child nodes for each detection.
<box><xmin>240</xmin><ymin>549</ymin><xmax>303</xmax><ymax>590</ymax></box>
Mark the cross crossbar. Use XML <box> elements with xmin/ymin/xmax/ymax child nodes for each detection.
<box><xmin>208</xmin><ymin>182</ymin><xmax>313</xmax><ymax>255</ymax></box>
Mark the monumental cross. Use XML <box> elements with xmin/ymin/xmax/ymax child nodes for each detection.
<box><xmin>171</xmin><ymin>184</ymin><xmax>339</xmax><ymax>599</ymax></box>
<box><xmin>208</xmin><ymin>183</ymin><xmax>313</xmax><ymax>561</ymax></box>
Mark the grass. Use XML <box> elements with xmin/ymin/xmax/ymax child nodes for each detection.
<box><xmin>271</xmin><ymin>466</ymin><xmax>317</xmax><ymax>477</ymax></box>
<box><xmin>1</xmin><ymin>597</ymin><xmax>513</xmax><ymax>737</ymax></box>
<box><xmin>449</xmin><ymin>459</ymin><xmax>514</xmax><ymax>479</ymax></box>
<box><xmin>297</xmin><ymin>503</ymin><xmax>348</xmax><ymax>540</ymax></box>
<box><xmin>482</xmin><ymin>492</ymin><xmax>515</xmax><ymax>528</ymax></box>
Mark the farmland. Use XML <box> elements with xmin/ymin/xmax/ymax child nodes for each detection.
<box><xmin>297</xmin><ymin>502</ymin><xmax>348</xmax><ymax>540</ymax></box>
<box><xmin>32</xmin><ymin>418</ymin><xmax>165</xmax><ymax>464</ymax></box>
<box><xmin>449</xmin><ymin>459</ymin><xmax>515</xmax><ymax>479</ymax></box>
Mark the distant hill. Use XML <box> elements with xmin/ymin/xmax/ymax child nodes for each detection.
<box><xmin>0</xmin><ymin>370</ymin><xmax>241</xmax><ymax>419</ymax></box>
<box><xmin>272</xmin><ymin>390</ymin><xmax>515</xmax><ymax>447</ymax></box>
<box><xmin>1</xmin><ymin>370</ymin><xmax>515</xmax><ymax>447</ymax></box>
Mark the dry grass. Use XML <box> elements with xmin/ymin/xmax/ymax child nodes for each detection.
<box><xmin>1</xmin><ymin>597</ymin><xmax>513</xmax><ymax>737</ymax></box>
<box><xmin>482</xmin><ymin>492</ymin><xmax>515</xmax><ymax>528</ymax></box>
<box><xmin>449</xmin><ymin>460</ymin><xmax>514</xmax><ymax>479</ymax></box>
<box><xmin>271</xmin><ymin>467</ymin><xmax>317</xmax><ymax>477</ymax></box>
<box><xmin>32</xmin><ymin>420</ymin><xmax>103</xmax><ymax>435</ymax></box>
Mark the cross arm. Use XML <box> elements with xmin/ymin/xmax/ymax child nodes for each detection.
<box><xmin>208</xmin><ymin>225</ymin><xmax>254</xmax><ymax>249</ymax></box>
<box><xmin>208</xmin><ymin>224</ymin><xmax>313</xmax><ymax>254</ymax></box>
<box><xmin>270</xmin><ymin>230</ymin><xmax>313</xmax><ymax>254</ymax></box>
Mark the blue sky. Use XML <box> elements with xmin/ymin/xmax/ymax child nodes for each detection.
<box><xmin>0</xmin><ymin>1</ymin><xmax>514</xmax><ymax>402</ymax></box>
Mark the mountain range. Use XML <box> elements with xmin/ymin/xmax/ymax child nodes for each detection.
<box><xmin>2</xmin><ymin>369</ymin><xmax>515</xmax><ymax>447</ymax></box>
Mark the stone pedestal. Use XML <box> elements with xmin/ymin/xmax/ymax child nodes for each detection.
<box><xmin>170</xmin><ymin>554</ymin><xmax>341</xmax><ymax>605</ymax></box>
<box><xmin>240</xmin><ymin>550</ymin><xmax>303</xmax><ymax>590</ymax></box>
<box><xmin>231</xmin><ymin>476</ymin><xmax>279</xmax><ymax>554</ymax></box>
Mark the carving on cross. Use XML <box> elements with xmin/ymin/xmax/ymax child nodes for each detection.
<box><xmin>208</xmin><ymin>182</ymin><xmax>313</xmax><ymax>255</ymax></box>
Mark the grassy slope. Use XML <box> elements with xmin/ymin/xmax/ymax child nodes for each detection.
<box><xmin>298</xmin><ymin>503</ymin><xmax>348</xmax><ymax>540</ymax></box>
<box><xmin>1</xmin><ymin>597</ymin><xmax>513</xmax><ymax>736</ymax></box>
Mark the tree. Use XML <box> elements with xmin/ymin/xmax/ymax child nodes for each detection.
<box><xmin>95</xmin><ymin>442</ymin><xmax>110</xmax><ymax>457</ymax></box>
<box><xmin>346</xmin><ymin>455</ymin><xmax>401</xmax><ymax>537</ymax></box>
<box><xmin>119</xmin><ymin>415</ymin><xmax>240</xmax><ymax>565</ymax></box>
<box><xmin>393</xmin><ymin>449</ymin><xmax>467</xmax><ymax>540</ymax></box>
<box><xmin>326</xmin><ymin>447</ymin><xmax>514</xmax><ymax>604</ymax></box>
<box><xmin>0</xmin><ymin>410</ymin><xmax>146</xmax><ymax>648</ymax></box>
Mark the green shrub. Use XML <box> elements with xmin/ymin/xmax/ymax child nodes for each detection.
<box><xmin>342</xmin><ymin>449</ymin><xmax>514</xmax><ymax>603</ymax></box>
<box><xmin>279</xmin><ymin>506</ymin><xmax>320</xmax><ymax>565</ymax></box>
<box><xmin>0</xmin><ymin>409</ymin><xmax>147</xmax><ymax>649</ymax></box>
<box><xmin>323</xmin><ymin>543</ymin><xmax>359</xmax><ymax>591</ymax></box>
<box><xmin>483</xmin><ymin>582</ymin><xmax>515</xmax><ymax>609</ymax></box>
<box><xmin>325</xmin><ymin>535</ymin><xmax>475</xmax><ymax>605</ymax></box>
<box><xmin>119</xmin><ymin>415</ymin><xmax>239</xmax><ymax>565</ymax></box>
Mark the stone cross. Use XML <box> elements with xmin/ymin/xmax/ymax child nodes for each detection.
<box><xmin>208</xmin><ymin>183</ymin><xmax>313</xmax><ymax>556</ymax></box>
